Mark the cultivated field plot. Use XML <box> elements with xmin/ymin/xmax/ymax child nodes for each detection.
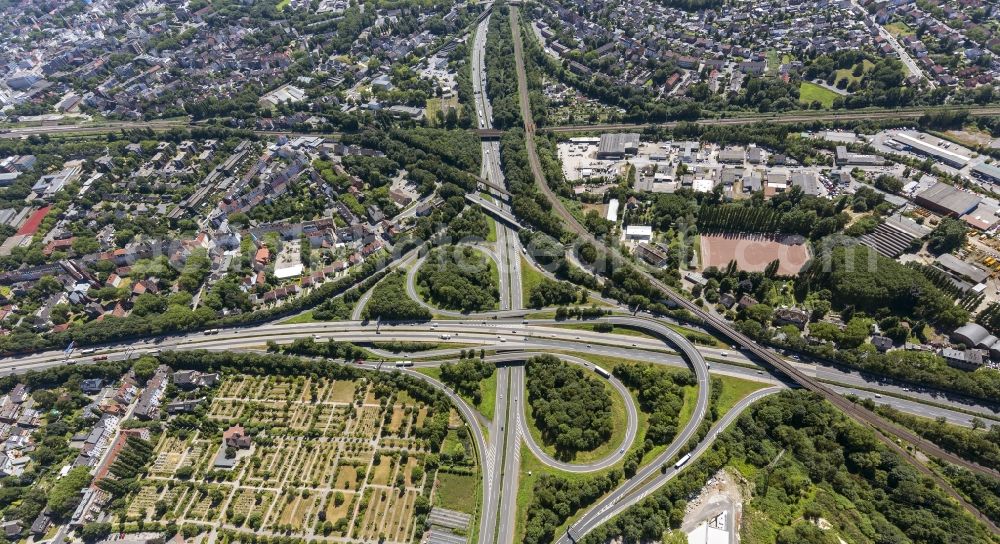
<box><xmin>700</xmin><ymin>233</ymin><xmax>811</xmax><ymax>276</ymax></box>
<box><xmin>120</xmin><ymin>374</ymin><xmax>441</xmax><ymax>544</ymax></box>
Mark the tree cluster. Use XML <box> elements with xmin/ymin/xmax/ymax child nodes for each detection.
<box><xmin>525</xmin><ymin>355</ymin><xmax>612</xmax><ymax>458</ymax></box>
<box><xmin>417</xmin><ymin>246</ymin><xmax>499</xmax><ymax>312</ymax></box>
<box><xmin>528</xmin><ymin>277</ymin><xmax>580</xmax><ymax>308</ymax></box>
<box><xmin>362</xmin><ymin>271</ymin><xmax>433</xmax><ymax>321</ymax></box>
<box><xmin>524</xmin><ymin>470</ymin><xmax>622</xmax><ymax>544</ymax></box>
<box><xmin>803</xmin><ymin>245</ymin><xmax>968</xmax><ymax>329</ymax></box>
<box><xmin>439</xmin><ymin>359</ymin><xmax>493</xmax><ymax>405</ymax></box>
<box><xmin>613</xmin><ymin>363</ymin><xmax>694</xmax><ymax>444</ymax></box>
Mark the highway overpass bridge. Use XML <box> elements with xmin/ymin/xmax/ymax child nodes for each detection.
<box><xmin>465</xmin><ymin>193</ymin><xmax>522</xmax><ymax>229</ymax></box>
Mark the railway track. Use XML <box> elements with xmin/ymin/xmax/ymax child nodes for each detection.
<box><xmin>544</xmin><ymin>106</ymin><xmax>1000</xmax><ymax>133</ymax></box>
<box><xmin>508</xmin><ymin>5</ymin><xmax>1000</xmax><ymax>533</ymax></box>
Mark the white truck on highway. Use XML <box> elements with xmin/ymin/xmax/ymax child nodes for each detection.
<box><xmin>674</xmin><ymin>453</ymin><xmax>692</xmax><ymax>469</ymax></box>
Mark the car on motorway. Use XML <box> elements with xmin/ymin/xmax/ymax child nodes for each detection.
<box><xmin>93</xmin><ymin>355</ymin><xmax>108</xmax><ymax>361</ymax></box>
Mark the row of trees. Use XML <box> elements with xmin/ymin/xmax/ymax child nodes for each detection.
<box><xmin>483</xmin><ymin>5</ymin><xmax>522</xmax><ymax>130</ymax></box>
<box><xmin>96</xmin><ymin>436</ymin><xmax>155</xmax><ymax>512</ymax></box>
<box><xmin>696</xmin><ymin>189</ymin><xmax>853</xmax><ymax>240</ymax></box>
<box><xmin>268</xmin><ymin>338</ymin><xmax>368</xmax><ymax>363</ymax></box>
<box><xmin>525</xmin><ymin>355</ymin><xmax>613</xmax><ymax>458</ymax></box>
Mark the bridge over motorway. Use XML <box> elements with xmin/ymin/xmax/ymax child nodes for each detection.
<box><xmin>465</xmin><ymin>193</ymin><xmax>522</xmax><ymax>229</ymax></box>
<box><xmin>476</xmin><ymin>176</ymin><xmax>510</xmax><ymax>197</ymax></box>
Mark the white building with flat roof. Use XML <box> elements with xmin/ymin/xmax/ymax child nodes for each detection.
<box><xmin>606</xmin><ymin>198</ymin><xmax>619</xmax><ymax>222</ymax></box>
<box><xmin>624</xmin><ymin>225</ymin><xmax>652</xmax><ymax>241</ymax></box>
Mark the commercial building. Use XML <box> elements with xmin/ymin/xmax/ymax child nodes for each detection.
<box><xmin>891</xmin><ymin>133</ymin><xmax>969</xmax><ymax>168</ymax></box>
<box><xmin>596</xmin><ymin>133</ymin><xmax>640</xmax><ymax>160</ymax></box>
<box><xmin>971</xmin><ymin>162</ymin><xmax>1000</xmax><ymax>184</ymax></box>
<box><xmin>718</xmin><ymin>147</ymin><xmax>745</xmax><ymax>164</ymax></box>
<box><xmin>835</xmin><ymin>145</ymin><xmax>885</xmax><ymax>166</ymax></box>
<box><xmin>939</xmin><ymin>347</ymin><xmax>987</xmax><ymax>370</ymax></box>
<box><xmin>857</xmin><ymin>214</ymin><xmax>930</xmax><ymax>258</ymax></box>
<box><xmin>914</xmin><ymin>182</ymin><xmax>980</xmax><ymax>217</ymax></box>
<box><xmin>935</xmin><ymin>253</ymin><xmax>990</xmax><ymax>285</ymax></box>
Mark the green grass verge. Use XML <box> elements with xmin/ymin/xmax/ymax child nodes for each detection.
<box><xmin>550</xmin><ymin>322</ymin><xmax>658</xmax><ymax>340</ymax></box>
<box><xmin>715</xmin><ymin>374</ymin><xmax>771</xmax><ymax>418</ymax></box>
<box><xmin>435</xmin><ymin>472</ymin><xmax>479</xmax><ymax>512</ymax></box>
<box><xmin>281</xmin><ymin>311</ymin><xmax>315</xmax><ymax>324</ymax></box>
<box><xmin>799</xmin><ymin>81</ymin><xmax>839</xmax><ymax>109</ymax></box>
<box><xmin>486</xmin><ymin>216</ymin><xmax>498</xmax><ymax>243</ymax></box>
<box><xmin>833</xmin><ymin>59</ymin><xmax>874</xmax><ymax>86</ymax></box>
<box><xmin>416</xmin><ymin>366</ymin><xmax>497</xmax><ymax>422</ymax></box>
<box><xmin>478</xmin><ymin>370</ymin><xmax>497</xmax><ymax>421</ymax></box>
<box><xmin>664</xmin><ymin>322</ymin><xmax>729</xmax><ymax>348</ymax></box>
<box><xmin>520</xmin><ymin>256</ymin><xmax>545</xmax><ymax>305</ymax></box>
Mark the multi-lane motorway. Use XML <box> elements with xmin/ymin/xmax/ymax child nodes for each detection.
<box><xmin>3</xmin><ymin>5</ymin><xmax>999</xmax><ymax>541</ymax></box>
<box><xmin>3</xmin><ymin>311</ymin><xmax>999</xmax><ymax>539</ymax></box>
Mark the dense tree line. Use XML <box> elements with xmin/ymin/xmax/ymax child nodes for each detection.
<box><xmin>524</xmin><ymin>470</ymin><xmax>622</xmax><ymax>544</ymax></box>
<box><xmin>268</xmin><ymin>338</ymin><xmax>368</xmax><ymax>362</ymax></box>
<box><xmin>871</xmin><ymin>404</ymin><xmax>1000</xmax><ymax>469</ymax></box>
<box><xmin>95</xmin><ymin>436</ymin><xmax>154</xmax><ymax>510</ymax></box>
<box><xmin>977</xmin><ymin>302</ymin><xmax>1000</xmax><ymax>335</ymax></box>
<box><xmin>500</xmin><ymin>129</ymin><xmax>566</xmax><ymax>240</ymax></box>
<box><xmin>939</xmin><ymin>465</ymin><xmax>1000</xmax><ymax>526</ymax></box>
<box><xmin>439</xmin><ymin>359</ymin><xmax>493</xmax><ymax>405</ymax></box>
<box><xmin>802</xmin><ymin>244</ymin><xmax>968</xmax><ymax>329</ymax></box>
<box><xmin>528</xmin><ymin>277</ymin><xmax>580</xmax><ymax>308</ymax></box>
<box><xmin>417</xmin><ymin>246</ymin><xmax>499</xmax><ymax>312</ymax></box>
<box><xmin>363</xmin><ymin>271</ymin><xmax>433</xmax><ymax>321</ymax></box>
<box><xmin>483</xmin><ymin>5</ymin><xmax>522</xmax><ymax>130</ymax></box>
<box><xmin>388</xmin><ymin>127</ymin><xmax>481</xmax><ymax>174</ymax></box>
<box><xmin>581</xmin><ymin>390</ymin><xmax>998</xmax><ymax>543</ymax></box>
<box><xmin>48</xmin><ymin>467</ymin><xmax>95</xmax><ymax>519</ymax></box>
<box><xmin>614</xmin><ymin>364</ymin><xmax>693</xmax><ymax>444</ymax></box>
<box><xmin>525</xmin><ymin>355</ymin><xmax>612</xmax><ymax>458</ymax></box>
<box><xmin>696</xmin><ymin>187</ymin><xmax>852</xmax><ymax>240</ymax></box>
<box><xmin>446</xmin><ymin>208</ymin><xmax>490</xmax><ymax>242</ymax></box>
